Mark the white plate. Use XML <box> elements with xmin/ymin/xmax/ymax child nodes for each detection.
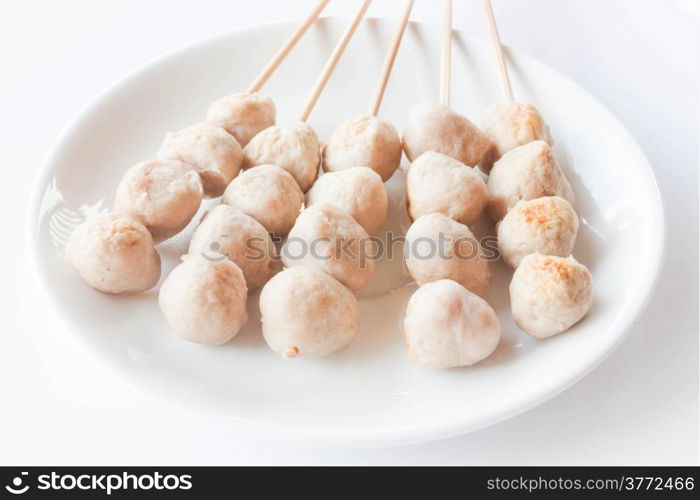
<box><xmin>29</xmin><ymin>18</ymin><xmax>664</xmax><ymax>448</ymax></box>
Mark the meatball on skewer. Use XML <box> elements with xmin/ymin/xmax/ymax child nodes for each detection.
<box><xmin>308</xmin><ymin>1</ymin><xmax>413</xmax><ymax>234</ymax></box>
<box><xmin>243</xmin><ymin>0</ymin><xmax>372</xmax><ymax>193</ymax></box>
<box><xmin>206</xmin><ymin>0</ymin><xmax>332</xmax><ymax>147</ymax></box>
<box><xmin>481</xmin><ymin>1</ymin><xmax>591</xmax><ymax>336</ymax></box>
<box><xmin>478</xmin><ymin>0</ymin><xmax>552</xmax><ymax>173</ymax></box>
<box><xmin>402</xmin><ymin>0</ymin><xmax>492</xmax><ymax>167</ymax></box>
<box><xmin>322</xmin><ymin>0</ymin><xmax>414</xmax><ymax>182</ymax></box>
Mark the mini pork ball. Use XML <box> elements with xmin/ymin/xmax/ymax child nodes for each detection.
<box><xmin>159</xmin><ymin>257</ymin><xmax>248</xmax><ymax>345</ymax></box>
<box><xmin>405</xmin><ymin>213</ymin><xmax>491</xmax><ymax>296</ymax></box>
<box><xmin>222</xmin><ymin>164</ymin><xmax>303</xmax><ymax>237</ymax></box>
<box><xmin>187</xmin><ymin>205</ymin><xmax>276</xmax><ymax>291</ymax></box>
<box><xmin>65</xmin><ymin>213</ymin><xmax>161</xmax><ymax>294</ymax></box>
<box><xmin>242</xmin><ymin>121</ymin><xmax>320</xmax><ymax>192</ymax></box>
<box><xmin>205</xmin><ymin>92</ymin><xmax>276</xmax><ymax>147</ymax></box>
<box><xmin>322</xmin><ymin>114</ymin><xmax>402</xmax><ymax>181</ymax></box>
<box><xmin>259</xmin><ymin>267</ymin><xmax>360</xmax><ymax>358</ymax></box>
<box><xmin>510</xmin><ymin>253</ymin><xmax>593</xmax><ymax>339</ymax></box>
<box><xmin>406</xmin><ymin>151</ymin><xmax>488</xmax><ymax>225</ymax></box>
<box><xmin>403</xmin><ymin>279</ymin><xmax>501</xmax><ymax>369</ymax></box>
<box><xmin>157</xmin><ymin>122</ymin><xmax>243</xmax><ymax>198</ymax></box>
<box><xmin>479</xmin><ymin>101</ymin><xmax>552</xmax><ymax>173</ymax></box>
<box><xmin>401</xmin><ymin>100</ymin><xmax>492</xmax><ymax>166</ymax></box>
<box><xmin>282</xmin><ymin>203</ymin><xmax>374</xmax><ymax>291</ymax></box>
<box><xmin>114</xmin><ymin>159</ymin><xmax>203</xmax><ymax>243</ymax></box>
<box><xmin>487</xmin><ymin>140</ymin><xmax>574</xmax><ymax>222</ymax></box>
<box><xmin>497</xmin><ymin>196</ymin><xmax>579</xmax><ymax>268</ymax></box>
<box><xmin>306</xmin><ymin>167</ymin><xmax>388</xmax><ymax>234</ymax></box>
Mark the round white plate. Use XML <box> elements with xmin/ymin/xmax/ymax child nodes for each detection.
<box><xmin>29</xmin><ymin>18</ymin><xmax>664</xmax><ymax>448</ymax></box>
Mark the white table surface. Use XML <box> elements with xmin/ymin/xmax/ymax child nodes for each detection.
<box><xmin>1</xmin><ymin>0</ymin><xmax>697</xmax><ymax>465</ymax></box>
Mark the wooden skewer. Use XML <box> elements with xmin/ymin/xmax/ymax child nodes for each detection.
<box><xmin>368</xmin><ymin>0</ymin><xmax>415</xmax><ymax>116</ymax></box>
<box><xmin>298</xmin><ymin>0</ymin><xmax>373</xmax><ymax>122</ymax></box>
<box><xmin>440</xmin><ymin>0</ymin><xmax>453</xmax><ymax>107</ymax></box>
<box><xmin>482</xmin><ymin>0</ymin><xmax>514</xmax><ymax>102</ymax></box>
<box><xmin>247</xmin><ymin>0</ymin><xmax>332</xmax><ymax>94</ymax></box>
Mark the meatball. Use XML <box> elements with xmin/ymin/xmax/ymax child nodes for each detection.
<box><xmin>114</xmin><ymin>159</ymin><xmax>203</xmax><ymax>243</ymax></box>
<box><xmin>187</xmin><ymin>205</ymin><xmax>276</xmax><ymax>291</ymax></box>
<box><xmin>156</xmin><ymin>122</ymin><xmax>243</xmax><ymax>198</ymax></box>
<box><xmin>205</xmin><ymin>92</ymin><xmax>276</xmax><ymax>147</ymax></box>
<box><xmin>65</xmin><ymin>213</ymin><xmax>161</xmax><ymax>294</ymax></box>
<box><xmin>487</xmin><ymin>140</ymin><xmax>574</xmax><ymax>221</ymax></box>
<box><xmin>282</xmin><ymin>203</ymin><xmax>374</xmax><ymax>291</ymax></box>
<box><xmin>322</xmin><ymin>114</ymin><xmax>402</xmax><ymax>181</ymax></box>
<box><xmin>406</xmin><ymin>151</ymin><xmax>488</xmax><ymax>225</ymax></box>
<box><xmin>403</xmin><ymin>279</ymin><xmax>501</xmax><ymax>369</ymax></box>
<box><xmin>510</xmin><ymin>253</ymin><xmax>593</xmax><ymax>338</ymax></box>
<box><xmin>479</xmin><ymin>101</ymin><xmax>551</xmax><ymax>173</ymax></box>
<box><xmin>401</xmin><ymin>100</ymin><xmax>492</xmax><ymax>166</ymax></box>
<box><xmin>242</xmin><ymin>121</ymin><xmax>320</xmax><ymax>192</ymax></box>
<box><xmin>222</xmin><ymin>164</ymin><xmax>303</xmax><ymax>237</ymax></box>
<box><xmin>497</xmin><ymin>196</ymin><xmax>579</xmax><ymax>268</ymax></box>
<box><xmin>159</xmin><ymin>257</ymin><xmax>248</xmax><ymax>345</ymax></box>
<box><xmin>306</xmin><ymin>167</ymin><xmax>388</xmax><ymax>234</ymax></box>
<box><xmin>405</xmin><ymin>213</ymin><xmax>491</xmax><ymax>296</ymax></box>
<box><xmin>259</xmin><ymin>267</ymin><xmax>360</xmax><ymax>358</ymax></box>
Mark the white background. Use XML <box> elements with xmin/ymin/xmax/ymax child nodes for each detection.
<box><xmin>1</xmin><ymin>0</ymin><xmax>697</xmax><ymax>465</ymax></box>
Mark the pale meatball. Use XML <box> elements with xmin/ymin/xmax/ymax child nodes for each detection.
<box><xmin>497</xmin><ymin>196</ymin><xmax>579</xmax><ymax>268</ymax></box>
<box><xmin>222</xmin><ymin>164</ymin><xmax>303</xmax><ymax>237</ymax></box>
<box><xmin>157</xmin><ymin>122</ymin><xmax>243</xmax><ymax>198</ymax></box>
<box><xmin>322</xmin><ymin>114</ymin><xmax>402</xmax><ymax>181</ymax></box>
<box><xmin>205</xmin><ymin>92</ymin><xmax>276</xmax><ymax>147</ymax></box>
<box><xmin>187</xmin><ymin>205</ymin><xmax>276</xmax><ymax>291</ymax></box>
<box><xmin>406</xmin><ymin>151</ymin><xmax>488</xmax><ymax>225</ymax></box>
<box><xmin>405</xmin><ymin>213</ymin><xmax>491</xmax><ymax>296</ymax></box>
<box><xmin>242</xmin><ymin>121</ymin><xmax>320</xmax><ymax>192</ymax></box>
<box><xmin>487</xmin><ymin>140</ymin><xmax>574</xmax><ymax>221</ymax></box>
<box><xmin>259</xmin><ymin>267</ymin><xmax>360</xmax><ymax>358</ymax></box>
<box><xmin>479</xmin><ymin>101</ymin><xmax>552</xmax><ymax>173</ymax></box>
<box><xmin>306</xmin><ymin>167</ymin><xmax>388</xmax><ymax>234</ymax></box>
<box><xmin>404</xmin><ymin>279</ymin><xmax>501</xmax><ymax>369</ymax></box>
<box><xmin>159</xmin><ymin>257</ymin><xmax>248</xmax><ymax>345</ymax></box>
<box><xmin>510</xmin><ymin>253</ymin><xmax>593</xmax><ymax>338</ymax></box>
<box><xmin>65</xmin><ymin>213</ymin><xmax>161</xmax><ymax>294</ymax></box>
<box><xmin>114</xmin><ymin>159</ymin><xmax>203</xmax><ymax>243</ymax></box>
<box><xmin>282</xmin><ymin>203</ymin><xmax>374</xmax><ymax>291</ymax></box>
<box><xmin>401</xmin><ymin>100</ymin><xmax>492</xmax><ymax>166</ymax></box>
